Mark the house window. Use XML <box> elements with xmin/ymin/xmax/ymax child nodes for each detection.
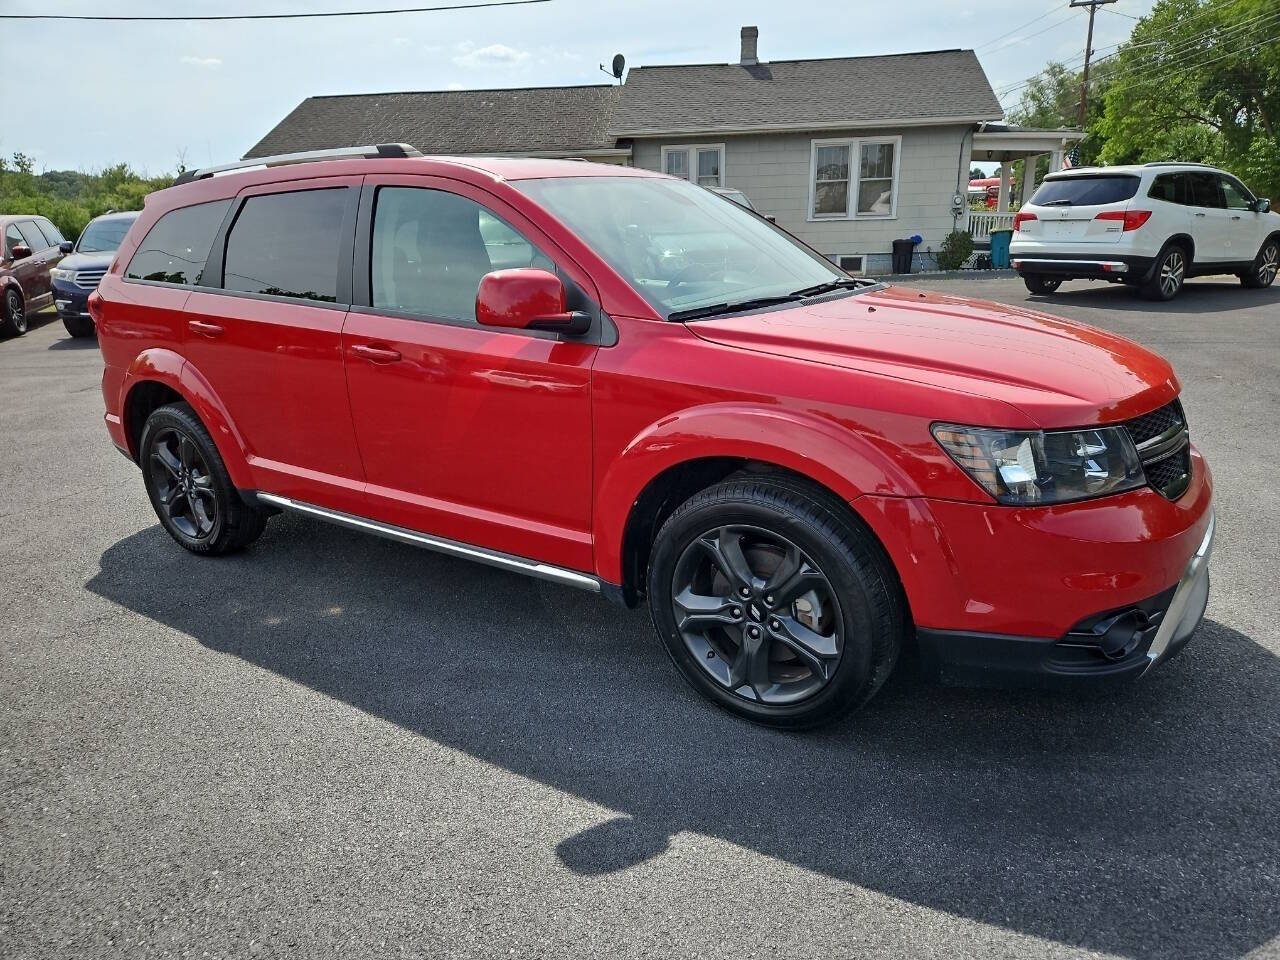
<box><xmin>809</xmin><ymin>136</ymin><xmax>900</xmax><ymax>219</ymax></box>
<box><xmin>661</xmin><ymin>144</ymin><xmax>725</xmax><ymax>187</ymax></box>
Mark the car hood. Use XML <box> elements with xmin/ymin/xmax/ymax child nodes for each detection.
<box><xmin>684</xmin><ymin>284</ymin><xmax>1180</xmax><ymax>427</ymax></box>
<box><xmin>58</xmin><ymin>251</ymin><xmax>115</xmax><ymax>271</ymax></box>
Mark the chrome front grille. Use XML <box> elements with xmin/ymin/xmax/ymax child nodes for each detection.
<box><xmin>74</xmin><ymin>268</ymin><xmax>107</xmax><ymax>290</ymax></box>
<box><xmin>1125</xmin><ymin>399</ymin><xmax>1191</xmax><ymax>500</ymax></box>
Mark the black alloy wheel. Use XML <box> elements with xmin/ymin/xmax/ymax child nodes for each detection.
<box><xmin>671</xmin><ymin>524</ymin><xmax>843</xmax><ymax>705</ymax></box>
<box><xmin>647</xmin><ymin>474</ymin><xmax>903</xmax><ymax>728</ymax></box>
<box><xmin>148</xmin><ymin>426</ymin><xmax>220</xmax><ymax>541</ymax></box>
<box><xmin>3</xmin><ymin>289</ymin><xmax>26</xmax><ymax>336</ymax></box>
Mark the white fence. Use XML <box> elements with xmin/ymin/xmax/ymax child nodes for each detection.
<box><xmin>967</xmin><ymin>211</ymin><xmax>1016</xmax><ymax>243</ymax></box>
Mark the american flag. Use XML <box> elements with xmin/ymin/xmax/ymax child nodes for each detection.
<box><xmin>1063</xmin><ymin>144</ymin><xmax>1082</xmax><ymax>169</ymax></box>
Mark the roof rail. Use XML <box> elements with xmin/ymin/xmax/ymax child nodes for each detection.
<box><xmin>1143</xmin><ymin>161</ymin><xmax>1217</xmax><ymax>168</ymax></box>
<box><xmin>173</xmin><ymin>143</ymin><xmax>422</xmax><ymax>185</ymax></box>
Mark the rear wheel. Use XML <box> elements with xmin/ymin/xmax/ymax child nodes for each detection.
<box><xmin>647</xmin><ymin>475</ymin><xmax>903</xmax><ymax>728</ymax></box>
<box><xmin>2</xmin><ymin>288</ymin><xmax>26</xmax><ymax>336</ymax></box>
<box><xmin>1240</xmin><ymin>238</ymin><xmax>1278</xmax><ymax>289</ymax></box>
<box><xmin>62</xmin><ymin>315</ymin><xmax>95</xmax><ymax>338</ymax></box>
<box><xmin>1141</xmin><ymin>245</ymin><xmax>1187</xmax><ymax>301</ymax></box>
<box><xmin>1023</xmin><ymin>274</ymin><xmax>1062</xmax><ymax>295</ymax></box>
<box><xmin>140</xmin><ymin>402</ymin><xmax>268</xmax><ymax>555</ymax></box>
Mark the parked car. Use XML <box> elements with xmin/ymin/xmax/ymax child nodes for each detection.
<box><xmin>93</xmin><ymin>145</ymin><xmax>1214</xmax><ymax>728</ymax></box>
<box><xmin>1011</xmin><ymin>162</ymin><xmax>1279</xmax><ymax>300</ymax></box>
<box><xmin>1</xmin><ymin>214</ymin><xmax>68</xmax><ymax>336</ymax></box>
<box><xmin>50</xmin><ymin>211</ymin><xmax>139</xmax><ymax>338</ymax></box>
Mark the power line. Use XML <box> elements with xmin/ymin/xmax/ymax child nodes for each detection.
<box><xmin>980</xmin><ymin>7</ymin><xmax>1084</xmax><ymax>55</ymax></box>
<box><xmin>1101</xmin><ymin>28</ymin><xmax>1280</xmax><ymax>96</ymax></box>
<box><xmin>975</xmin><ymin>0</ymin><xmax>1070</xmax><ymax>51</ymax></box>
<box><xmin>0</xmin><ymin>0</ymin><xmax>549</xmax><ymax>21</ymax></box>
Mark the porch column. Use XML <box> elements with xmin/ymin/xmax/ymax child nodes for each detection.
<box><xmin>997</xmin><ymin>161</ymin><xmax>1011</xmax><ymax>213</ymax></box>
<box><xmin>1022</xmin><ymin>155</ymin><xmax>1039</xmax><ymax>204</ymax></box>
<box><xmin>1049</xmin><ymin>149</ymin><xmax>1065</xmax><ymax>173</ymax></box>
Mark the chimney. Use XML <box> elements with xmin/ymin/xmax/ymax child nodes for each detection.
<box><xmin>740</xmin><ymin>26</ymin><xmax>759</xmax><ymax>66</ymax></box>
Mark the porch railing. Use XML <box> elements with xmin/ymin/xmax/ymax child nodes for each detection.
<box><xmin>967</xmin><ymin>211</ymin><xmax>1016</xmax><ymax>243</ymax></box>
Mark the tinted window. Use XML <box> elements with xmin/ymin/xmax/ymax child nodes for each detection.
<box><xmin>36</xmin><ymin>219</ymin><xmax>65</xmax><ymax>247</ymax></box>
<box><xmin>126</xmin><ymin>199</ymin><xmax>230</xmax><ymax>285</ymax></box>
<box><xmin>223</xmin><ymin>189</ymin><xmax>347</xmax><ymax>302</ymax></box>
<box><xmin>1149</xmin><ymin>173</ymin><xmax>1191</xmax><ymax>205</ymax></box>
<box><xmin>77</xmin><ymin>216</ymin><xmax>137</xmax><ymax>253</ymax></box>
<box><xmin>1031</xmin><ymin>175</ymin><xmax>1140</xmax><ymax>206</ymax></box>
<box><xmin>1188</xmin><ymin>172</ymin><xmax>1223</xmax><ymax>208</ymax></box>
<box><xmin>1221</xmin><ymin>176</ymin><xmax>1253</xmax><ymax>210</ymax></box>
<box><xmin>4</xmin><ymin>224</ymin><xmax>25</xmax><ymax>257</ymax></box>
<box><xmin>371</xmin><ymin>187</ymin><xmax>550</xmax><ymax>321</ymax></box>
<box><xmin>16</xmin><ymin>221</ymin><xmax>48</xmax><ymax>251</ymax></box>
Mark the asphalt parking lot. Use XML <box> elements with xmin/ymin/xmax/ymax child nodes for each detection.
<box><xmin>2</xmin><ymin>276</ymin><xmax>1277</xmax><ymax>960</ymax></box>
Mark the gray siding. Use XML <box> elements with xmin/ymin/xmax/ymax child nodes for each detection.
<box><xmin>632</xmin><ymin>125</ymin><xmax>971</xmax><ymax>271</ymax></box>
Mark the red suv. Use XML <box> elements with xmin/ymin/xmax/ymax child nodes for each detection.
<box><xmin>93</xmin><ymin>145</ymin><xmax>1214</xmax><ymax>728</ymax></box>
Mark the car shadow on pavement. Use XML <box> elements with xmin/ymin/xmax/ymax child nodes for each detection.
<box><xmin>87</xmin><ymin>516</ymin><xmax>1279</xmax><ymax>960</ymax></box>
<box><xmin>1025</xmin><ymin>279</ymin><xmax>1280</xmax><ymax>314</ymax></box>
<box><xmin>47</xmin><ymin>335</ymin><xmax>98</xmax><ymax>350</ymax></box>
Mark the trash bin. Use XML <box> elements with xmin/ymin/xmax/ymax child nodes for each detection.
<box><xmin>989</xmin><ymin>228</ymin><xmax>1013</xmax><ymax>269</ymax></box>
<box><xmin>891</xmin><ymin>238</ymin><xmax>916</xmax><ymax>274</ymax></box>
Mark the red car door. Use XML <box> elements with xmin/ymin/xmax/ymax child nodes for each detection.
<box><xmin>341</xmin><ymin>176</ymin><xmax>598</xmax><ymax>572</ymax></box>
<box><xmin>181</xmin><ymin>177</ymin><xmax>367</xmax><ymax>514</ymax></box>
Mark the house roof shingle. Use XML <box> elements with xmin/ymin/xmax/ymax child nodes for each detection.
<box><xmin>609</xmin><ymin>49</ymin><xmax>1003</xmax><ymax>136</ymax></box>
<box><xmin>243</xmin><ymin>84</ymin><xmax>622</xmax><ymax>159</ymax></box>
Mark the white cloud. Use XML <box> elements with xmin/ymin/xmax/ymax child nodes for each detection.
<box><xmin>180</xmin><ymin>56</ymin><xmax>222</xmax><ymax>67</ymax></box>
<box><xmin>452</xmin><ymin>42</ymin><xmax>530</xmax><ymax>68</ymax></box>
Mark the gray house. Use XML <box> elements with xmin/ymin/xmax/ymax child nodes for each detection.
<box><xmin>247</xmin><ymin>27</ymin><xmax>1078</xmax><ymax>274</ymax></box>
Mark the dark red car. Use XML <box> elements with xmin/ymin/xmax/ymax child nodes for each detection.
<box><xmin>1</xmin><ymin>214</ymin><xmax>68</xmax><ymax>336</ymax></box>
<box><xmin>92</xmin><ymin>145</ymin><xmax>1214</xmax><ymax>728</ymax></box>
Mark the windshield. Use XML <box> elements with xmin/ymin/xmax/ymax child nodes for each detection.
<box><xmin>515</xmin><ymin>176</ymin><xmax>847</xmax><ymax>318</ymax></box>
<box><xmin>77</xmin><ymin>216</ymin><xmax>137</xmax><ymax>253</ymax></box>
<box><xmin>1031</xmin><ymin>175</ymin><xmax>1140</xmax><ymax>207</ymax></box>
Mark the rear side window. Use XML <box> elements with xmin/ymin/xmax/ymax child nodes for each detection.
<box><xmin>222</xmin><ymin>189</ymin><xmax>347</xmax><ymax>303</ymax></box>
<box><xmin>126</xmin><ymin>199</ymin><xmax>230</xmax><ymax>285</ymax></box>
<box><xmin>1030</xmin><ymin>175</ymin><xmax>1140</xmax><ymax>206</ymax></box>
<box><xmin>4</xmin><ymin>224</ymin><xmax>24</xmax><ymax>257</ymax></box>
<box><xmin>1149</xmin><ymin>173</ymin><xmax>1192</xmax><ymax>205</ymax></box>
<box><xmin>36</xmin><ymin>219</ymin><xmax>65</xmax><ymax>247</ymax></box>
<box><xmin>1188</xmin><ymin>172</ymin><xmax>1223</xmax><ymax>208</ymax></box>
<box><xmin>15</xmin><ymin>221</ymin><xmax>48</xmax><ymax>251</ymax></box>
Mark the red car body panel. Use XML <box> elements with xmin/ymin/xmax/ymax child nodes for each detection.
<box><xmin>95</xmin><ymin>155</ymin><xmax>1214</xmax><ymax>648</ymax></box>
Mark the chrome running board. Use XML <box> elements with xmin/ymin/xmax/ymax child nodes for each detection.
<box><xmin>255</xmin><ymin>492</ymin><xmax>602</xmax><ymax>593</ymax></box>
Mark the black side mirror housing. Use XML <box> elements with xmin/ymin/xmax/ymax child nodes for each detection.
<box><xmin>59</xmin><ymin>240</ymin><xmax>74</xmax><ymax>254</ymax></box>
<box><xmin>1254</xmin><ymin>197</ymin><xmax>1271</xmax><ymax>214</ymax></box>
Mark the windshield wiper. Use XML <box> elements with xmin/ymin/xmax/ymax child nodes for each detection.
<box><xmin>667</xmin><ymin>295</ymin><xmax>802</xmax><ymax>323</ymax></box>
<box><xmin>789</xmin><ymin>277</ymin><xmax>865</xmax><ymax>298</ymax></box>
<box><xmin>1039</xmin><ymin>199</ymin><xmax>1073</xmax><ymax>206</ymax></box>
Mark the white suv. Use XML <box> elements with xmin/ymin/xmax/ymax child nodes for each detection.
<box><xmin>1010</xmin><ymin>163</ymin><xmax>1279</xmax><ymax>300</ymax></box>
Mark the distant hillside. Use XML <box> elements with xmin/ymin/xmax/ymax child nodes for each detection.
<box><xmin>0</xmin><ymin>153</ymin><xmax>175</xmax><ymax>239</ymax></box>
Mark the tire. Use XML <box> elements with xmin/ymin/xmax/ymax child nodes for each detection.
<box><xmin>139</xmin><ymin>402</ymin><xmax>268</xmax><ymax>555</ymax></box>
<box><xmin>2</xmin><ymin>288</ymin><xmax>26</xmax><ymax>337</ymax></box>
<box><xmin>646</xmin><ymin>474</ymin><xmax>904</xmax><ymax>729</ymax></box>
<box><xmin>1023</xmin><ymin>274</ymin><xmax>1062</xmax><ymax>295</ymax></box>
<box><xmin>62</xmin><ymin>314</ymin><xmax>95</xmax><ymax>338</ymax></box>
<box><xmin>1141</xmin><ymin>244</ymin><xmax>1187</xmax><ymax>301</ymax></box>
<box><xmin>1241</xmin><ymin>237</ymin><xmax>1279</xmax><ymax>289</ymax></box>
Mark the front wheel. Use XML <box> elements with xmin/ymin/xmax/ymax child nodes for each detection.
<box><xmin>1141</xmin><ymin>245</ymin><xmax>1187</xmax><ymax>301</ymax></box>
<box><xmin>62</xmin><ymin>314</ymin><xmax>95</xmax><ymax>338</ymax></box>
<box><xmin>1241</xmin><ymin>238</ymin><xmax>1278</xmax><ymax>289</ymax></box>
<box><xmin>139</xmin><ymin>402</ymin><xmax>268</xmax><ymax>555</ymax></box>
<box><xmin>2</xmin><ymin>288</ymin><xmax>26</xmax><ymax>336</ymax></box>
<box><xmin>1023</xmin><ymin>274</ymin><xmax>1062</xmax><ymax>295</ymax></box>
<box><xmin>646</xmin><ymin>475</ymin><xmax>903</xmax><ymax>728</ymax></box>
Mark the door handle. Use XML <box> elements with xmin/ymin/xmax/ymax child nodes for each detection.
<box><xmin>351</xmin><ymin>343</ymin><xmax>402</xmax><ymax>364</ymax></box>
<box><xmin>1231</xmin><ymin>215</ymin><xmax>1242</xmax><ymax>220</ymax></box>
<box><xmin>1194</xmin><ymin>212</ymin><xmax>1207</xmax><ymax>218</ymax></box>
<box><xmin>188</xmin><ymin>320</ymin><xmax>224</xmax><ymax>338</ymax></box>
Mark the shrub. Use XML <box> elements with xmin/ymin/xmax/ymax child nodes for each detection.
<box><xmin>936</xmin><ymin>230</ymin><xmax>975</xmax><ymax>271</ymax></box>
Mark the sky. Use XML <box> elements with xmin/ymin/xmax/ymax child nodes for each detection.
<box><xmin>1</xmin><ymin>0</ymin><xmax>1156</xmax><ymax>175</ymax></box>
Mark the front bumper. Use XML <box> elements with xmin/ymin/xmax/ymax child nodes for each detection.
<box><xmin>916</xmin><ymin>509</ymin><xmax>1214</xmax><ymax>688</ymax></box>
<box><xmin>52</xmin><ymin>278</ymin><xmax>91</xmax><ymax>319</ymax></box>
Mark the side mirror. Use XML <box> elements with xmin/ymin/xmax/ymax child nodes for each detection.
<box><xmin>59</xmin><ymin>240</ymin><xmax>74</xmax><ymax>254</ymax></box>
<box><xmin>10</xmin><ymin>244</ymin><xmax>31</xmax><ymax>260</ymax></box>
<box><xmin>476</xmin><ymin>268</ymin><xmax>590</xmax><ymax>335</ymax></box>
<box><xmin>1253</xmin><ymin>197</ymin><xmax>1271</xmax><ymax>214</ymax></box>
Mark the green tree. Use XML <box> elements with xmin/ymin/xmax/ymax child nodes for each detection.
<box><xmin>1097</xmin><ymin>0</ymin><xmax>1280</xmax><ymax>197</ymax></box>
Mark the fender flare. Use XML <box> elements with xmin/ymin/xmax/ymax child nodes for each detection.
<box><xmin>593</xmin><ymin>403</ymin><xmax>919</xmax><ymax>584</ymax></box>
<box><xmin>120</xmin><ymin>349</ymin><xmax>254</xmax><ymax>490</ymax></box>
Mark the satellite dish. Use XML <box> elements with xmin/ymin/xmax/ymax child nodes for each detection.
<box><xmin>611</xmin><ymin>53</ymin><xmax>625</xmax><ymax>79</ymax></box>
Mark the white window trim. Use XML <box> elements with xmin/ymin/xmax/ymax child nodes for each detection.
<box><xmin>660</xmin><ymin>143</ymin><xmax>726</xmax><ymax>188</ymax></box>
<box><xmin>807</xmin><ymin>135</ymin><xmax>902</xmax><ymax>221</ymax></box>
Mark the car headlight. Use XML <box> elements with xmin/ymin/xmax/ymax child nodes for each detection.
<box><xmin>932</xmin><ymin>423</ymin><xmax>1145</xmax><ymax>505</ymax></box>
<box><xmin>51</xmin><ymin>268</ymin><xmax>76</xmax><ymax>282</ymax></box>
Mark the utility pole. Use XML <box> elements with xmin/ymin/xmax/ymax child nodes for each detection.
<box><xmin>1071</xmin><ymin>0</ymin><xmax>1118</xmax><ymax>127</ymax></box>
